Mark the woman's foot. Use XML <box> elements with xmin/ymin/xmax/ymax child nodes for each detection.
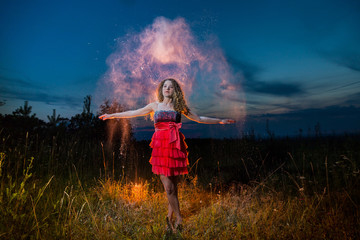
<box><xmin>174</xmin><ymin>219</ymin><xmax>183</xmax><ymax>233</ymax></box>
<box><xmin>166</xmin><ymin>216</ymin><xmax>174</xmax><ymax>232</ymax></box>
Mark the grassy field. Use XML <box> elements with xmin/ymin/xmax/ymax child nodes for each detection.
<box><xmin>1</xmin><ymin>129</ymin><xmax>359</xmax><ymax>239</ymax></box>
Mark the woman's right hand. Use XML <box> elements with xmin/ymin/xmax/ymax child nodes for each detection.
<box><xmin>220</xmin><ymin>119</ymin><xmax>236</xmax><ymax>124</ymax></box>
<box><xmin>99</xmin><ymin>114</ymin><xmax>111</xmax><ymax>120</ymax></box>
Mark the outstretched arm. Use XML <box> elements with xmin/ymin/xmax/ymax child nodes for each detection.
<box><xmin>184</xmin><ymin>111</ymin><xmax>235</xmax><ymax>124</ymax></box>
<box><xmin>99</xmin><ymin>102</ymin><xmax>156</xmax><ymax>120</ymax></box>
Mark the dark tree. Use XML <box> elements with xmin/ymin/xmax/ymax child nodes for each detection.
<box><xmin>12</xmin><ymin>101</ymin><xmax>36</xmax><ymax>118</ymax></box>
<box><xmin>47</xmin><ymin>109</ymin><xmax>61</xmax><ymax>126</ymax></box>
<box><xmin>83</xmin><ymin>95</ymin><xmax>92</xmax><ymax>115</ymax></box>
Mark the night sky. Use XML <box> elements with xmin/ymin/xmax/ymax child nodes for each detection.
<box><xmin>1</xmin><ymin>0</ymin><xmax>359</xmax><ymax>139</ymax></box>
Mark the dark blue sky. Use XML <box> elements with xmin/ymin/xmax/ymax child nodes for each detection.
<box><xmin>1</xmin><ymin>0</ymin><xmax>359</xmax><ymax>138</ymax></box>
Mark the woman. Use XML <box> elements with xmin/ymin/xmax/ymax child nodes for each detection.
<box><xmin>99</xmin><ymin>78</ymin><xmax>235</xmax><ymax>232</ymax></box>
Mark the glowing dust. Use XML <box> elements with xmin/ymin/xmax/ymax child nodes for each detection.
<box><xmin>96</xmin><ymin>16</ymin><xmax>246</xmax><ymax>121</ymax></box>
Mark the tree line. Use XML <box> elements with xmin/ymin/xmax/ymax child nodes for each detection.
<box><xmin>0</xmin><ymin>96</ymin><xmax>142</xmax><ymax>180</ymax></box>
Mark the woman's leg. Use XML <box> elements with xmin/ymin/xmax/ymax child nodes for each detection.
<box><xmin>168</xmin><ymin>202</ymin><xmax>174</xmax><ymax>220</ymax></box>
<box><xmin>160</xmin><ymin>175</ymin><xmax>182</xmax><ymax>226</ymax></box>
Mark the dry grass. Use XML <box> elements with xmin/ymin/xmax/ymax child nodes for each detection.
<box><xmin>1</xmin><ymin>152</ymin><xmax>359</xmax><ymax>240</ymax></box>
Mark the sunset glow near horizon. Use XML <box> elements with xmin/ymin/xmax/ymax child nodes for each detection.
<box><xmin>1</xmin><ymin>0</ymin><xmax>359</xmax><ymax>138</ymax></box>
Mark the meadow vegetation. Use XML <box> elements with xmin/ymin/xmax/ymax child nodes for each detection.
<box><xmin>0</xmin><ymin>100</ymin><xmax>359</xmax><ymax>239</ymax></box>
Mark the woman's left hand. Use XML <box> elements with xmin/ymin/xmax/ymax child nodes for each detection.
<box><xmin>99</xmin><ymin>114</ymin><xmax>112</xmax><ymax>120</ymax></box>
<box><xmin>220</xmin><ymin>119</ymin><xmax>236</xmax><ymax>124</ymax></box>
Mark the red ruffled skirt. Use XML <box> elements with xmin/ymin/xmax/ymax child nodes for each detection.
<box><xmin>149</xmin><ymin>122</ymin><xmax>189</xmax><ymax>176</ymax></box>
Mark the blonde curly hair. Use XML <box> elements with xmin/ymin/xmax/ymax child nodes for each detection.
<box><xmin>157</xmin><ymin>78</ymin><xmax>190</xmax><ymax>115</ymax></box>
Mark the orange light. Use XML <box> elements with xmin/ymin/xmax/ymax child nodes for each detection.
<box><xmin>131</xmin><ymin>182</ymin><xmax>148</xmax><ymax>202</ymax></box>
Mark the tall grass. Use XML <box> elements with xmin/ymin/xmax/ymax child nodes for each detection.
<box><xmin>0</xmin><ymin>129</ymin><xmax>359</xmax><ymax>239</ymax></box>
<box><xmin>1</xmin><ymin>156</ymin><xmax>359</xmax><ymax>239</ymax></box>
<box><xmin>0</xmin><ymin>153</ymin><xmax>54</xmax><ymax>239</ymax></box>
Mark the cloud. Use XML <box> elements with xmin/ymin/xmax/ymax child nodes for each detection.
<box><xmin>258</xmin><ymin>105</ymin><xmax>360</xmax><ymax>120</ymax></box>
<box><xmin>226</xmin><ymin>56</ymin><xmax>261</xmax><ymax>82</ymax></box>
<box><xmin>0</xmin><ymin>76</ymin><xmax>82</xmax><ymax>108</ymax></box>
<box><xmin>245</xmin><ymin>105</ymin><xmax>360</xmax><ymax>136</ymax></box>
<box><xmin>342</xmin><ymin>92</ymin><xmax>360</xmax><ymax>106</ymax></box>
<box><xmin>0</xmin><ymin>73</ymin><xmax>85</xmax><ymax>108</ymax></box>
<box><xmin>1</xmin><ymin>86</ymin><xmax>82</xmax><ymax>107</ymax></box>
<box><xmin>0</xmin><ymin>75</ymin><xmax>43</xmax><ymax>90</ymax></box>
<box><xmin>321</xmin><ymin>50</ymin><xmax>360</xmax><ymax>73</ymax></box>
<box><xmin>247</xmin><ymin>80</ymin><xmax>305</xmax><ymax>97</ymax></box>
<box><xmin>227</xmin><ymin>56</ymin><xmax>305</xmax><ymax>97</ymax></box>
